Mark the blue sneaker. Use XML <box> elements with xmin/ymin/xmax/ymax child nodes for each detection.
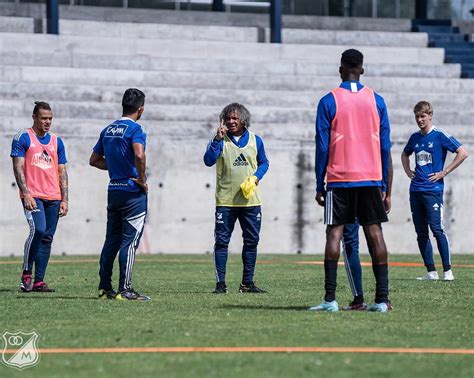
<box><xmin>309</xmin><ymin>300</ymin><xmax>339</xmax><ymax>312</ymax></box>
<box><xmin>367</xmin><ymin>302</ymin><xmax>389</xmax><ymax>312</ymax></box>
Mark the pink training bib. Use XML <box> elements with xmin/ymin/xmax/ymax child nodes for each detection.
<box><xmin>327</xmin><ymin>86</ymin><xmax>382</xmax><ymax>183</ymax></box>
<box><xmin>21</xmin><ymin>128</ymin><xmax>61</xmax><ymax>200</ymax></box>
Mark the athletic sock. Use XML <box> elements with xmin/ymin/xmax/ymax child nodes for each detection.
<box><xmin>426</xmin><ymin>264</ymin><xmax>436</xmax><ymax>272</ymax></box>
<box><xmin>324</xmin><ymin>259</ymin><xmax>338</xmax><ymax>302</ymax></box>
<box><xmin>373</xmin><ymin>264</ymin><xmax>389</xmax><ymax>304</ymax></box>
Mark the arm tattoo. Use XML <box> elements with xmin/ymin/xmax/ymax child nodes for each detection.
<box><xmin>12</xmin><ymin>157</ymin><xmax>29</xmax><ymax>195</ymax></box>
<box><xmin>59</xmin><ymin>165</ymin><xmax>68</xmax><ymax>202</ymax></box>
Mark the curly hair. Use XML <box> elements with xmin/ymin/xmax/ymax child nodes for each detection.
<box><xmin>219</xmin><ymin>103</ymin><xmax>251</xmax><ymax>128</ymax></box>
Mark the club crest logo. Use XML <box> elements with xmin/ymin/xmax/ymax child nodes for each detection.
<box><xmin>2</xmin><ymin>330</ymin><xmax>40</xmax><ymax>370</ymax></box>
<box><xmin>31</xmin><ymin>151</ymin><xmax>53</xmax><ymax>170</ymax></box>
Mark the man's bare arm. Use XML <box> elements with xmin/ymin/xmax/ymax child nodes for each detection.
<box><xmin>12</xmin><ymin>157</ymin><xmax>29</xmax><ymax>195</ymax></box>
<box><xmin>89</xmin><ymin>152</ymin><xmax>108</xmax><ymax>170</ymax></box>
<box><xmin>131</xmin><ymin>142</ymin><xmax>148</xmax><ymax>192</ymax></box>
<box><xmin>58</xmin><ymin>164</ymin><xmax>68</xmax><ymax>203</ymax></box>
<box><xmin>58</xmin><ymin>164</ymin><xmax>69</xmax><ymax>217</ymax></box>
<box><xmin>12</xmin><ymin>157</ymin><xmax>36</xmax><ymax>210</ymax></box>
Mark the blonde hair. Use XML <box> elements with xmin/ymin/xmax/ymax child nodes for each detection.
<box><xmin>413</xmin><ymin>101</ymin><xmax>433</xmax><ymax>115</ymax></box>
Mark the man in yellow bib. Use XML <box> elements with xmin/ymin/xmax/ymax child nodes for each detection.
<box><xmin>204</xmin><ymin>103</ymin><xmax>269</xmax><ymax>294</ymax></box>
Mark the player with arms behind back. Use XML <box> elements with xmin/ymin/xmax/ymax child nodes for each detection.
<box><xmin>90</xmin><ymin>88</ymin><xmax>150</xmax><ymax>301</ymax></box>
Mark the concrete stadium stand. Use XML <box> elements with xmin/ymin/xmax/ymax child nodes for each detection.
<box><xmin>0</xmin><ymin>8</ymin><xmax>472</xmax><ymax>255</ymax></box>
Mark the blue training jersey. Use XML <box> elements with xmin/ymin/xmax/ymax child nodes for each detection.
<box><xmin>403</xmin><ymin>126</ymin><xmax>461</xmax><ymax>192</ymax></box>
<box><xmin>315</xmin><ymin>81</ymin><xmax>391</xmax><ymax>193</ymax></box>
<box><xmin>10</xmin><ymin>130</ymin><xmax>67</xmax><ymax>164</ymax></box>
<box><xmin>203</xmin><ymin>128</ymin><xmax>269</xmax><ymax>181</ymax></box>
<box><xmin>93</xmin><ymin>118</ymin><xmax>147</xmax><ymax>192</ymax></box>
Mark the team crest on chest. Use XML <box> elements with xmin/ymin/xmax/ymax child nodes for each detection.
<box><xmin>31</xmin><ymin>151</ymin><xmax>53</xmax><ymax>170</ymax></box>
<box><xmin>415</xmin><ymin>150</ymin><xmax>432</xmax><ymax>166</ymax></box>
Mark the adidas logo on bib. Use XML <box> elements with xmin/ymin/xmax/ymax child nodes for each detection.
<box><xmin>233</xmin><ymin>153</ymin><xmax>249</xmax><ymax>166</ymax></box>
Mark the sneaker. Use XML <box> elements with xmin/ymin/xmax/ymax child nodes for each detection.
<box><xmin>443</xmin><ymin>270</ymin><xmax>454</xmax><ymax>281</ymax></box>
<box><xmin>115</xmin><ymin>288</ymin><xmax>150</xmax><ymax>301</ymax></box>
<box><xmin>32</xmin><ymin>282</ymin><xmax>55</xmax><ymax>292</ymax></box>
<box><xmin>416</xmin><ymin>271</ymin><xmax>439</xmax><ymax>280</ymax></box>
<box><xmin>20</xmin><ymin>273</ymin><xmax>33</xmax><ymax>292</ymax></box>
<box><xmin>342</xmin><ymin>301</ymin><xmax>368</xmax><ymax>311</ymax></box>
<box><xmin>239</xmin><ymin>282</ymin><xmax>267</xmax><ymax>293</ymax></box>
<box><xmin>367</xmin><ymin>302</ymin><xmax>389</xmax><ymax>312</ymax></box>
<box><xmin>213</xmin><ymin>281</ymin><xmax>227</xmax><ymax>294</ymax></box>
<box><xmin>309</xmin><ymin>300</ymin><xmax>339</xmax><ymax>312</ymax></box>
<box><xmin>98</xmin><ymin>289</ymin><xmax>117</xmax><ymax>299</ymax></box>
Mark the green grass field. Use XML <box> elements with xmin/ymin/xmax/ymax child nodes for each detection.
<box><xmin>1</xmin><ymin>254</ymin><xmax>473</xmax><ymax>377</ymax></box>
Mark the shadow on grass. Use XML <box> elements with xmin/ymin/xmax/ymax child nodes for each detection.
<box><xmin>15</xmin><ymin>295</ymin><xmax>99</xmax><ymax>300</ymax></box>
<box><xmin>219</xmin><ymin>304</ymin><xmax>309</xmax><ymax>311</ymax></box>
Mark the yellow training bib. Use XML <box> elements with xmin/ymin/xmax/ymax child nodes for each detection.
<box><xmin>215</xmin><ymin>131</ymin><xmax>262</xmax><ymax>207</ymax></box>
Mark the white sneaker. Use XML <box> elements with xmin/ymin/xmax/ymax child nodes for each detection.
<box><xmin>416</xmin><ymin>271</ymin><xmax>439</xmax><ymax>280</ymax></box>
<box><xmin>443</xmin><ymin>270</ymin><xmax>454</xmax><ymax>281</ymax></box>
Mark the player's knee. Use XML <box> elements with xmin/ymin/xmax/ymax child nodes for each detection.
<box><xmin>40</xmin><ymin>234</ymin><xmax>54</xmax><ymax>246</ymax></box>
<box><xmin>214</xmin><ymin>243</ymin><xmax>230</xmax><ymax>252</ymax></box>
<box><xmin>33</xmin><ymin>226</ymin><xmax>47</xmax><ymax>240</ymax></box>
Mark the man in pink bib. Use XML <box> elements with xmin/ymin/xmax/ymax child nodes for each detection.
<box><xmin>311</xmin><ymin>49</ymin><xmax>392</xmax><ymax>312</ymax></box>
<box><xmin>10</xmin><ymin>101</ymin><xmax>68</xmax><ymax>292</ymax></box>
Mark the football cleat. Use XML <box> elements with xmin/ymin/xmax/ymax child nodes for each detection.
<box><xmin>32</xmin><ymin>282</ymin><xmax>55</xmax><ymax>292</ymax></box>
<box><xmin>309</xmin><ymin>300</ymin><xmax>339</xmax><ymax>312</ymax></box>
<box><xmin>416</xmin><ymin>271</ymin><xmax>439</xmax><ymax>281</ymax></box>
<box><xmin>213</xmin><ymin>281</ymin><xmax>227</xmax><ymax>294</ymax></box>
<box><xmin>98</xmin><ymin>289</ymin><xmax>117</xmax><ymax>299</ymax></box>
<box><xmin>239</xmin><ymin>282</ymin><xmax>267</xmax><ymax>293</ymax></box>
<box><xmin>443</xmin><ymin>270</ymin><xmax>454</xmax><ymax>281</ymax></box>
<box><xmin>20</xmin><ymin>273</ymin><xmax>33</xmax><ymax>292</ymax></box>
<box><xmin>367</xmin><ymin>302</ymin><xmax>389</xmax><ymax>312</ymax></box>
<box><xmin>116</xmin><ymin>288</ymin><xmax>150</xmax><ymax>301</ymax></box>
<box><xmin>342</xmin><ymin>301</ymin><xmax>368</xmax><ymax>311</ymax></box>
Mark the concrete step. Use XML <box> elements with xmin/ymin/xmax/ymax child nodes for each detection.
<box><xmin>59</xmin><ymin>19</ymin><xmax>260</xmax><ymax>43</ymax></box>
<box><xmin>60</xmin><ymin>18</ymin><xmax>425</xmax><ymax>47</ymax></box>
<box><xmin>0</xmin><ymin>3</ymin><xmax>412</xmax><ymax>32</ymax></box>
<box><xmin>276</xmin><ymin>28</ymin><xmax>428</xmax><ymax>47</ymax></box>
<box><xmin>0</xmin><ymin>115</ymin><xmax>474</xmax><ymax>139</ymax></box>
<box><xmin>1</xmin><ymin>100</ymin><xmax>474</xmax><ymax>126</ymax></box>
<box><xmin>0</xmin><ymin>16</ymin><xmax>34</xmax><ymax>33</ymax></box>
<box><xmin>1</xmin><ymin>83</ymin><xmax>472</xmax><ymax>110</ymax></box>
<box><xmin>1</xmin><ymin>65</ymin><xmax>472</xmax><ymax>93</ymax></box>
<box><xmin>0</xmin><ymin>51</ymin><xmax>461</xmax><ymax>79</ymax></box>
<box><xmin>0</xmin><ymin>33</ymin><xmax>445</xmax><ymax>65</ymax></box>
<box><xmin>2</xmin><ymin>118</ymin><xmax>472</xmax><ymax>143</ymax></box>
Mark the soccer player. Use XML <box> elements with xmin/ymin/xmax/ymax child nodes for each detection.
<box><xmin>204</xmin><ymin>103</ymin><xmax>269</xmax><ymax>294</ymax></box>
<box><xmin>312</xmin><ymin>49</ymin><xmax>392</xmax><ymax>312</ymax></box>
<box><xmin>342</xmin><ymin>159</ymin><xmax>393</xmax><ymax>311</ymax></box>
<box><xmin>10</xmin><ymin>101</ymin><xmax>69</xmax><ymax>292</ymax></box>
<box><xmin>90</xmin><ymin>88</ymin><xmax>150</xmax><ymax>301</ymax></box>
<box><xmin>401</xmin><ymin>101</ymin><xmax>468</xmax><ymax>281</ymax></box>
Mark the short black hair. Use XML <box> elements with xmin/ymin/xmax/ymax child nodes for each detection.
<box><xmin>341</xmin><ymin>49</ymin><xmax>364</xmax><ymax>68</ymax></box>
<box><xmin>33</xmin><ymin>101</ymin><xmax>52</xmax><ymax>116</ymax></box>
<box><xmin>219</xmin><ymin>103</ymin><xmax>251</xmax><ymax>128</ymax></box>
<box><xmin>122</xmin><ymin>88</ymin><xmax>145</xmax><ymax>115</ymax></box>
